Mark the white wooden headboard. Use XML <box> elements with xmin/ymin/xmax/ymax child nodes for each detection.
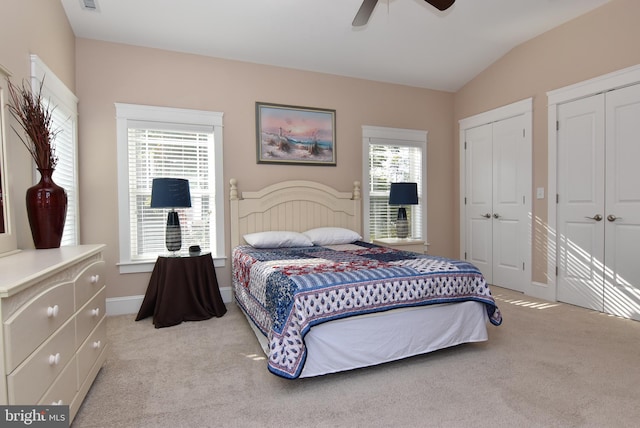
<box><xmin>229</xmin><ymin>179</ymin><xmax>362</xmax><ymax>248</ymax></box>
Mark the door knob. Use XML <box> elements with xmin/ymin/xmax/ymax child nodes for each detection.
<box><xmin>481</xmin><ymin>213</ymin><xmax>491</xmax><ymax>218</ymax></box>
<box><xmin>493</xmin><ymin>213</ymin><xmax>501</xmax><ymax>219</ymax></box>
<box><xmin>585</xmin><ymin>214</ymin><xmax>602</xmax><ymax>221</ymax></box>
<box><xmin>607</xmin><ymin>214</ymin><xmax>620</xmax><ymax>222</ymax></box>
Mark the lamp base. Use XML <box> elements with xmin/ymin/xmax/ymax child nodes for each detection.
<box><xmin>395</xmin><ymin>207</ymin><xmax>409</xmax><ymax>239</ymax></box>
<box><xmin>166</xmin><ymin>210</ymin><xmax>182</xmax><ymax>252</ymax></box>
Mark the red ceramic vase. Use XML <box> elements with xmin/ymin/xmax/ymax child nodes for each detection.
<box><xmin>26</xmin><ymin>168</ymin><xmax>68</xmax><ymax>249</ymax></box>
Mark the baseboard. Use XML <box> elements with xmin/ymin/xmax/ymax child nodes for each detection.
<box><xmin>106</xmin><ymin>286</ymin><xmax>234</xmax><ymax>316</ymax></box>
<box><xmin>527</xmin><ymin>281</ymin><xmax>556</xmax><ymax>302</ymax></box>
<box><xmin>106</xmin><ymin>295</ymin><xmax>144</xmax><ymax>316</ymax></box>
<box><xmin>219</xmin><ymin>286</ymin><xmax>233</xmax><ymax>303</ymax></box>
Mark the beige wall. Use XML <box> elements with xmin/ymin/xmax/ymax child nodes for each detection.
<box><xmin>453</xmin><ymin>0</ymin><xmax>640</xmax><ymax>284</ymax></box>
<box><xmin>75</xmin><ymin>40</ymin><xmax>455</xmax><ymax>298</ymax></box>
<box><xmin>4</xmin><ymin>0</ymin><xmax>639</xmax><ymax>301</ymax></box>
<box><xmin>0</xmin><ymin>0</ymin><xmax>75</xmax><ymax>251</ymax></box>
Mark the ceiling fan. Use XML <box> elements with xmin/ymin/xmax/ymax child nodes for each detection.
<box><xmin>352</xmin><ymin>0</ymin><xmax>455</xmax><ymax>26</ymax></box>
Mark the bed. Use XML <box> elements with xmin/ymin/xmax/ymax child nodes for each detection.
<box><xmin>230</xmin><ymin>179</ymin><xmax>502</xmax><ymax>379</ymax></box>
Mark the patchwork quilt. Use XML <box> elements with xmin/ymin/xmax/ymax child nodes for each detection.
<box><xmin>232</xmin><ymin>241</ymin><xmax>502</xmax><ymax>379</ymax></box>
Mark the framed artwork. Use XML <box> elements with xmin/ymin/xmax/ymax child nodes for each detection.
<box><xmin>256</xmin><ymin>102</ymin><xmax>336</xmax><ymax>166</ymax></box>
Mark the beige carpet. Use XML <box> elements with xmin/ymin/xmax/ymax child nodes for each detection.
<box><xmin>72</xmin><ymin>287</ymin><xmax>640</xmax><ymax>428</ymax></box>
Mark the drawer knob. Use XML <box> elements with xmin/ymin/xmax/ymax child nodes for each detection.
<box><xmin>51</xmin><ymin>400</ymin><xmax>63</xmax><ymax>406</ymax></box>
<box><xmin>90</xmin><ymin>274</ymin><xmax>100</xmax><ymax>284</ymax></box>
<box><xmin>48</xmin><ymin>353</ymin><xmax>61</xmax><ymax>366</ymax></box>
<box><xmin>92</xmin><ymin>340</ymin><xmax>102</xmax><ymax>349</ymax></box>
<box><xmin>91</xmin><ymin>308</ymin><xmax>100</xmax><ymax>317</ymax></box>
<box><xmin>47</xmin><ymin>305</ymin><xmax>59</xmax><ymax>318</ymax></box>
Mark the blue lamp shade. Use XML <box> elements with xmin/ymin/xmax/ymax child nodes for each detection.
<box><xmin>388</xmin><ymin>182</ymin><xmax>418</xmax><ymax>239</ymax></box>
<box><xmin>150</xmin><ymin>178</ymin><xmax>192</xmax><ymax>208</ymax></box>
<box><xmin>388</xmin><ymin>182</ymin><xmax>418</xmax><ymax>206</ymax></box>
<box><xmin>150</xmin><ymin>178</ymin><xmax>192</xmax><ymax>253</ymax></box>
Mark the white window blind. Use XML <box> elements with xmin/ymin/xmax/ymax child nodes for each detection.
<box><xmin>368</xmin><ymin>143</ymin><xmax>423</xmax><ymax>240</ymax></box>
<box><xmin>31</xmin><ymin>55</ymin><xmax>79</xmax><ymax>246</ymax></box>
<box><xmin>50</xmin><ymin>104</ymin><xmax>77</xmax><ymax>246</ymax></box>
<box><xmin>127</xmin><ymin>123</ymin><xmax>214</xmax><ymax>260</ymax></box>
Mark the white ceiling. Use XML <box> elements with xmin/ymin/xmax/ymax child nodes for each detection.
<box><xmin>61</xmin><ymin>0</ymin><xmax>610</xmax><ymax>92</ymax></box>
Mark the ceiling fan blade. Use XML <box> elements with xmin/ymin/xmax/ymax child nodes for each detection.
<box><xmin>352</xmin><ymin>0</ymin><xmax>378</xmax><ymax>27</ymax></box>
<box><xmin>425</xmin><ymin>0</ymin><xmax>455</xmax><ymax>11</ymax></box>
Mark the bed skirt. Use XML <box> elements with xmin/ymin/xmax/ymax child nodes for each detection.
<box><xmin>240</xmin><ymin>300</ymin><xmax>489</xmax><ymax>378</ymax></box>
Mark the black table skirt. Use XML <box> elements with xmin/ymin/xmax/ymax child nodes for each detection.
<box><xmin>135</xmin><ymin>253</ymin><xmax>227</xmax><ymax>328</ymax></box>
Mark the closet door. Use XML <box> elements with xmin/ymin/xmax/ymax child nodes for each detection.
<box><xmin>556</xmin><ymin>94</ymin><xmax>605</xmax><ymax>311</ymax></box>
<box><xmin>465</xmin><ymin>123</ymin><xmax>494</xmax><ymax>283</ymax></box>
<box><xmin>464</xmin><ymin>114</ymin><xmax>528</xmax><ymax>291</ymax></box>
<box><xmin>491</xmin><ymin>116</ymin><xmax>528</xmax><ymax>289</ymax></box>
<box><xmin>557</xmin><ymin>84</ymin><xmax>640</xmax><ymax>320</ymax></box>
<box><xmin>603</xmin><ymin>84</ymin><xmax>640</xmax><ymax>321</ymax></box>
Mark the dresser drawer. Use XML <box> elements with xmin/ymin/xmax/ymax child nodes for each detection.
<box><xmin>77</xmin><ymin>317</ymin><xmax>107</xmax><ymax>384</ymax></box>
<box><xmin>39</xmin><ymin>355</ymin><xmax>78</xmax><ymax>407</ymax></box>
<box><xmin>75</xmin><ymin>261</ymin><xmax>105</xmax><ymax>310</ymax></box>
<box><xmin>4</xmin><ymin>281</ymin><xmax>75</xmax><ymax>373</ymax></box>
<box><xmin>7</xmin><ymin>318</ymin><xmax>75</xmax><ymax>404</ymax></box>
<box><xmin>76</xmin><ymin>287</ymin><xmax>106</xmax><ymax>347</ymax></box>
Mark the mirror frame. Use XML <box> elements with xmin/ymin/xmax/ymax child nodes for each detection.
<box><xmin>0</xmin><ymin>64</ymin><xmax>18</xmax><ymax>256</ymax></box>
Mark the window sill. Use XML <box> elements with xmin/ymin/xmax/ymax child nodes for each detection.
<box><xmin>118</xmin><ymin>254</ymin><xmax>227</xmax><ymax>274</ymax></box>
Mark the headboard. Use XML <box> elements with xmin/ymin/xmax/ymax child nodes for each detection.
<box><xmin>229</xmin><ymin>179</ymin><xmax>362</xmax><ymax>248</ymax></box>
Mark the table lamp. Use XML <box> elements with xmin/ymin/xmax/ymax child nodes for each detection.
<box><xmin>150</xmin><ymin>178</ymin><xmax>191</xmax><ymax>253</ymax></box>
<box><xmin>388</xmin><ymin>182</ymin><xmax>418</xmax><ymax>239</ymax></box>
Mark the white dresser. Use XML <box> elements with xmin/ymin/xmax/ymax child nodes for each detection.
<box><xmin>0</xmin><ymin>244</ymin><xmax>107</xmax><ymax>422</ymax></box>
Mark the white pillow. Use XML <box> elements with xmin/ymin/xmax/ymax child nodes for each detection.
<box><xmin>303</xmin><ymin>227</ymin><xmax>362</xmax><ymax>246</ymax></box>
<box><xmin>243</xmin><ymin>231</ymin><xmax>313</xmax><ymax>248</ymax></box>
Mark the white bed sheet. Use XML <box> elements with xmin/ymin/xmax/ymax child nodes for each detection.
<box><xmin>243</xmin><ymin>300</ymin><xmax>489</xmax><ymax>378</ymax></box>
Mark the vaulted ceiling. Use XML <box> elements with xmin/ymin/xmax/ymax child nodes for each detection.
<box><xmin>62</xmin><ymin>0</ymin><xmax>610</xmax><ymax>92</ymax></box>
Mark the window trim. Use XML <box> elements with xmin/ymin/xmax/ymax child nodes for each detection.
<box><xmin>115</xmin><ymin>103</ymin><xmax>225</xmax><ymax>273</ymax></box>
<box><xmin>361</xmin><ymin>125</ymin><xmax>427</xmax><ymax>242</ymax></box>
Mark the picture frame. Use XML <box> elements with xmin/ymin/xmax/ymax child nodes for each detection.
<box><xmin>256</xmin><ymin>102</ymin><xmax>336</xmax><ymax>166</ymax></box>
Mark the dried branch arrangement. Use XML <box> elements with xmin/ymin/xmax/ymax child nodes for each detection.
<box><xmin>6</xmin><ymin>77</ymin><xmax>59</xmax><ymax>170</ymax></box>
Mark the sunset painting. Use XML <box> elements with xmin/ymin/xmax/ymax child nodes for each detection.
<box><xmin>256</xmin><ymin>102</ymin><xmax>336</xmax><ymax>165</ymax></box>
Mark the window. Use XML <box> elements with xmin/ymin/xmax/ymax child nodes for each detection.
<box><xmin>31</xmin><ymin>55</ymin><xmax>79</xmax><ymax>246</ymax></box>
<box><xmin>362</xmin><ymin>126</ymin><xmax>427</xmax><ymax>241</ymax></box>
<box><xmin>116</xmin><ymin>104</ymin><xmax>224</xmax><ymax>273</ymax></box>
